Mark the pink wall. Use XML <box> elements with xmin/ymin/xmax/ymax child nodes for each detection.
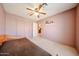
<box><xmin>5</xmin><ymin>13</ymin><xmax>33</xmax><ymax>38</ymax></box>
<box><xmin>0</xmin><ymin>4</ymin><xmax>5</xmax><ymax>35</ymax></box>
<box><xmin>76</xmin><ymin>4</ymin><xmax>79</xmax><ymax>53</ymax></box>
<box><xmin>37</xmin><ymin>8</ymin><xmax>76</xmax><ymax>47</ymax></box>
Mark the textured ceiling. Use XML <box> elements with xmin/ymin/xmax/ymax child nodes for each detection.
<box><xmin>3</xmin><ymin>3</ymin><xmax>77</xmax><ymax>21</ymax></box>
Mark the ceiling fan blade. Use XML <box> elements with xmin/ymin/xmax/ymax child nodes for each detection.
<box><xmin>26</xmin><ymin>8</ymin><xmax>34</xmax><ymax>11</ymax></box>
<box><xmin>34</xmin><ymin>5</ymin><xmax>42</xmax><ymax>11</ymax></box>
<box><xmin>38</xmin><ymin>4</ymin><xmax>43</xmax><ymax>10</ymax></box>
<box><xmin>35</xmin><ymin>3</ymin><xmax>47</xmax><ymax>11</ymax></box>
<box><xmin>38</xmin><ymin>3</ymin><xmax>48</xmax><ymax>10</ymax></box>
<box><xmin>37</xmin><ymin>12</ymin><xmax>46</xmax><ymax>15</ymax></box>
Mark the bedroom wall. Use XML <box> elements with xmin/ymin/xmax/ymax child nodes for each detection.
<box><xmin>0</xmin><ymin>4</ymin><xmax>5</xmax><ymax>35</ymax></box>
<box><xmin>0</xmin><ymin>4</ymin><xmax>33</xmax><ymax>42</ymax></box>
<box><xmin>5</xmin><ymin>13</ymin><xmax>33</xmax><ymax>38</ymax></box>
<box><xmin>37</xmin><ymin>8</ymin><xmax>76</xmax><ymax>47</ymax></box>
<box><xmin>76</xmin><ymin>4</ymin><xmax>79</xmax><ymax>53</ymax></box>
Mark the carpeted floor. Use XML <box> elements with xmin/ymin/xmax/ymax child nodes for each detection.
<box><xmin>0</xmin><ymin>38</ymin><xmax>51</xmax><ymax>56</ymax></box>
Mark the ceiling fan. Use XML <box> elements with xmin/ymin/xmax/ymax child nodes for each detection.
<box><xmin>26</xmin><ymin>3</ymin><xmax>48</xmax><ymax>18</ymax></box>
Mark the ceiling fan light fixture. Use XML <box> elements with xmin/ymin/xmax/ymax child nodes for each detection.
<box><xmin>26</xmin><ymin>3</ymin><xmax>48</xmax><ymax>18</ymax></box>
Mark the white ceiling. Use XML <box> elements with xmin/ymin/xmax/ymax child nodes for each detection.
<box><xmin>2</xmin><ymin>3</ymin><xmax>77</xmax><ymax>21</ymax></box>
